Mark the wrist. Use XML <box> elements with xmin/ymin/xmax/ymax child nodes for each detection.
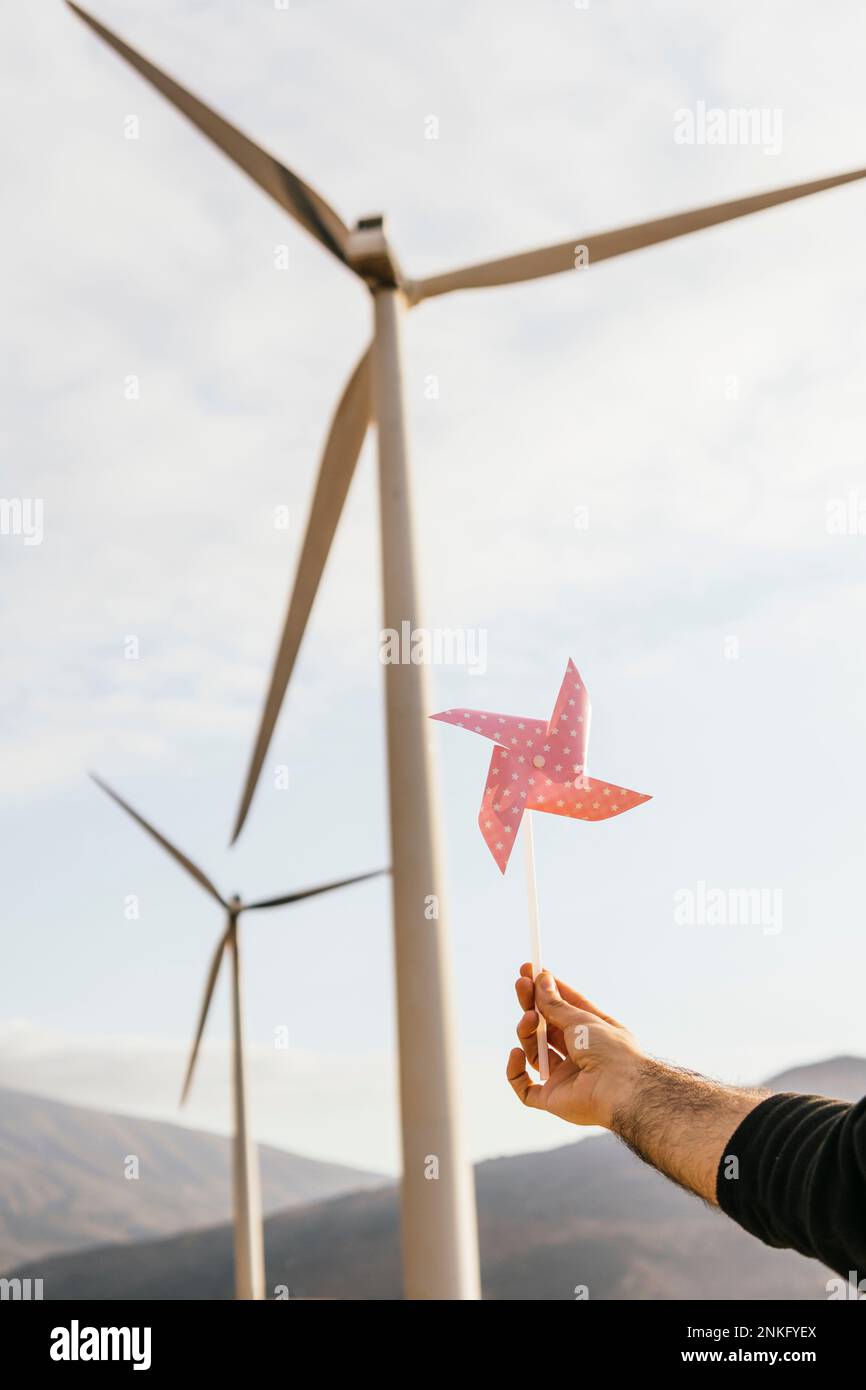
<box><xmin>606</xmin><ymin>1058</ymin><xmax>768</xmax><ymax>1203</ymax></box>
<box><xmin>593</xmin><ymin>1048</ymin><xmax>648</xmax><ymax>1131</ymax></box>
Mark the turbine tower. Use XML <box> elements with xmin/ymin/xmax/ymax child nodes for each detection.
<box><xmin>68</xmin><ymin>3</ymin><xmax>866</xmax><ymax>1299</ymax></box>
<box><xmin>91</xmin><ymin>774</ymin><xmax>387</xmax><ymax>1301</ymax></box>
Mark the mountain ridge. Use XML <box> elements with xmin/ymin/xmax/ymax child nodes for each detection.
<box><xmin>10</xmin><ymin>1054</ymin><xmax>864</xmax><ymax>1299</ymax></box>
<box><xmin>0</xmin><ymin>1084</ymin><xmax>385</xmax><ymax>1273</ymax></box>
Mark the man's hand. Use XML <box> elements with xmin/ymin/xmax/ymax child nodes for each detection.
<box><xmin>506</xmin><ymin>965</ymin><xmax>866</xmax><ymax>1275</ymax></box>
<box><xmin>507</xmin><ymin>963</ymin><xmax>766</xmax><ymax>1203</ymax></box>
<box><xmin>506</xmin><ymin>963</ymin><xmax>645</xmax><ymax>1130</ymax></box>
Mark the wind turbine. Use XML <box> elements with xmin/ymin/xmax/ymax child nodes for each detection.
<box><xmin>66</xmin><ymin>3</ymin><xmax>866</xmax><ymax>1300</ymax></box>
<box><xmin>91</xmin><ymin>774</ymin><xmax>387</xmax><ymax>1301</ymax></box>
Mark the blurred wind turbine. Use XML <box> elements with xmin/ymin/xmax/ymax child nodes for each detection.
<box><xmin>91</xmin><ymin>774</ymin><xmax>387</xmax><ymax>1302</ymax></box>
<box><xmin>68</xmin><ymin>2</ymin><xmax>866</xmax><ymax>1299</ymax></box>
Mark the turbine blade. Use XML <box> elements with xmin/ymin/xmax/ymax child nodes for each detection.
<box><xmin>180</xmin><ymin>926</ymin><xmax>230</xmax><ymax>1105</ymax></box>
<box><xmin>410</xmin><ymin>166</ymin><xmax>866</xmax><ymax>302</ymax></box>
<box><xmin>66</xmin><ymin>3</ymin><xmax>351</xmax><ymax>266</ymax></box>
<box><xmin>245</xmin><ymin>867</ymin><xmax>390</xmax><ymax>912</ymax></box>
<box><xmin>230</xmin><ymin>346</ymin><xmax>373</xmax><ymax>843</ymax></box>
<box><xmin>90</xmin><ymin>774</ymin><xmax>226</xmax><ymax>907</ymax></box>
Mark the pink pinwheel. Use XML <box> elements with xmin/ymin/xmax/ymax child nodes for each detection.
<box><xmin>431</xmin><ymin>659</ymin><xmax>651</xmax><ymax>874</ymax></box>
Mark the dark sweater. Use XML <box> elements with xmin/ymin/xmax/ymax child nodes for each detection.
<box><xmin>716</xmin><ymin>1091</ymin><xmax>866</xmax><ymax>1278</ymax></box>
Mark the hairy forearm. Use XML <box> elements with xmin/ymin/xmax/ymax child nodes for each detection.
<box><xmin>609</xmin><ymin>1059</ymin><xmax>768</xmax><ymax>1204</ymax></box>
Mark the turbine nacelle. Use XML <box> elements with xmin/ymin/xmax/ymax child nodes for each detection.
<box><xmin>346</xmin><ymin>215</ymin><xmax>403</xmax><ymax>292</ymax></box>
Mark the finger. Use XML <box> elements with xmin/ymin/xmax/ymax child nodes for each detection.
<box><xmin>535</xmin><ymin>971</ymin><xmax>599</xmax><ymax>1031</ymax></box>
<box><xmin>515</xmin><ymin>974</ymin><xmax>535</xmax><ymax>1011</ymax></box>
<box><xmin>507</xmin><ymin>1047</ymin><xmax>545</xmax><ymax>1109</ymax></box>
<box><xmin>516</xmin><ymin>1008</ymin><xmax>540</xmax><ymax>1046</ymax></box>
<box><xmin>536</xmin><ymin>1015</ymin><xmax>569</xmax><ymax>1057</ymax></box>
<box><xmin>516</xmin><ymin>1011</ymin><xmax>565</xmax><ymax>1072</ymax></box>
<box><xmin>519</xmin><ymin>963</ymin><xmax>620</xmax><ymax>1027</ymax></box>
<box><xmin>515</xmin><ymin>978</ymin><xmax>568</xmax><ymax>1052</ymax></box>
<box><xmin>552</xmin><ymin>975</ymin><xmax>622</xmax><ymax>1027</ymax></box>
<box><xmin>517</xmin><ymin>1009</ymin><xmax>566</xmax><ymax>1062</ymax></box>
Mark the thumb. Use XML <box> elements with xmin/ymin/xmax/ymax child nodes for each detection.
<box><xmin>535</xmin><ymin>971</ymin><xmax>583</xmax><ymax>1029</ymax></box>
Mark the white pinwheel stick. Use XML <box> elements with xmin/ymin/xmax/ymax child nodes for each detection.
<box><xmin>523</xmin><ymin>814</ymin><xmax>550</xmax><ymax>1082</ymax></box>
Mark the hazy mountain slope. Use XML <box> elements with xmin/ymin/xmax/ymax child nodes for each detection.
<box><xmin>15</xmin><ymin>1056</ymin><xmax>864</xmax><ymax>1300</ymax></box>
<box><xmin>0</xmin><ymin>1086</ymin><xmax>384</xmax><ymax>1272</ymax></box>
<box><xmin>766</xmin><ymin>1056</ymin><xmax>866</xmax><ymax>1101</ymax></box>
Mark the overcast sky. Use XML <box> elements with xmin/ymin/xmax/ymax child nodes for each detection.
<box><xmin>2</xmin><ymin>0</ymin><xmax>866</xmax><ymax>1175</ymax></box>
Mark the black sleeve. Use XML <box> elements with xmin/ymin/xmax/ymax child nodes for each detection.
<box><xmin>716</xmin><ymin>1091</ymin><xmax>866</xmax><ymax>1278</ymax></box>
